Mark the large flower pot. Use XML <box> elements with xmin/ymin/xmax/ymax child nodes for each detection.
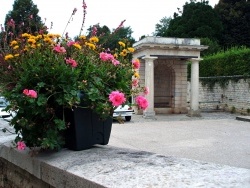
<box><xmin>64</xmin><ymin>107</ymin><xmax>113</xmax><ymax>151</ymax></box>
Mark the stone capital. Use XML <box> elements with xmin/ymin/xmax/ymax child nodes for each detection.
<box><xmin>190</xmin><ymin>58</ymin><xmax>203</xmax><ymax>63</ymax></box>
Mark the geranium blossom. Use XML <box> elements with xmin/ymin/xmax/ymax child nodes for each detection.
<box><xmin>65</xmin><ymin>58</ymin><xmax>78</xmax><ymax>67</ymax></box>
<box><xmin>144</xmin><ymin>87</ymin><xmax>149</xmax><ymax>95</ymax></box>
<box><xmin>17</xmin><ymin>141</ymin><xmax>26</xmax><ymax>150</ymax></box>
<box><xmin>67</xmin><ymin>41</ymin><xmax>76</xmax><ymax>47</ymax></box>
<box><xmin>132</xmin><ymin>79</ymin><xmax>139</xmax><ymax>87</ymax></box>
<box><xmin>53</xmin><ymin>44</ymin><xmax>66</xmax><ymax>53</ymax></box>
<box><xmin>112</xmin><ymin>59</ymin><xmax>120</xmax><ymax>66</ymax></box>
<box><xmin>109</xmin><ymin>91</ymin><xmax>126</xmax><ymax>106</ymax></box>
<box><xmin>135</xmin><ymin>96</ymin><xmax>148</xmax><ymax>110</ymax></box>
<box><xmin>99</xmin><ymin>52</ymin><xmax>114</xmax><ymax>61</ymax></box>
<box><xmin>132</xmin><ymin>59</ymin><xmax>140</xmax><ymax>69</ymax></box>
<box><xmin>23</xmin><ymin>89</ymin><xmax>37</xmax><ymax>98</ymax></box>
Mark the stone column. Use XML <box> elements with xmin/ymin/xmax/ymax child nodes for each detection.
<box><xmin>142</xmin><ymin>56</ymin><xmax>158</xmax><ymax>119</ymax></box>
<box><xmin>188</xmin><ymin>58</ymin><xmax>202</xmax><ymax>117</ymax></box>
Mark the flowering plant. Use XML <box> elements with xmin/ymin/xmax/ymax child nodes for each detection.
<box><xmin>0</xmin><ymin>2</ymin><xmax>148</xmax><ymax>151</ymax></box>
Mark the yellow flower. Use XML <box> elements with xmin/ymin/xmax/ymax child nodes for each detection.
<box><xmin>4</xmin><ymin>54</ymin><xmax>14</xmax><ymax>61</ymax></box>
<box><xmin>13</xmin><ymin>45</ymin><xmax>19</xmax><ymax>50</ymax></box>
<box><xmin>31</xmin><ymin>44</ymin><xmax>37</xmax><ymax>49</ymax></box>
<box><xmin>54</xmin><ymin>34</ymin><xmax>61</xmax><ymax>38</ymax></box>
<box><xmin>118</xmin><ymin>41</ymin><xmax>126</xmax><ymax>48</ymax></box>
<box><xmin>120</xmin><ymin>49</ymin><xmax>127</xmax><ymax>57</ymax></box>
<box><xmin>134</xmin><ymin>71</ymin><xmax>140</xmax><ymax>78</ymax></box>
<box><xmin>47</xmin><ymin>34</ymin><xmax>54</xmax><ymax>38</ymax></box>
<box><xmin>35</xmin><ymin>35</ymin><xmax>43</xmax><ymax>40</ymax></box>
<box><xmin>89</xmin><ymin>36</ymin><xmax>99</xmax><ymax>43</ymax></box>
<box><xmin>10</xmin><ymin>40</ymin><xmax>18</xmax><ymax>46</ymax></box>
<box><xmin>113</xmin><ymin>53</ymin><xmax>118</xmax><ymax>59</ymax></box>
<box><xmin>24</xmin><ymin>46</ymin><xmax>29</xmax><ymax>52</ymax></box>
<box><xmin>73</xmin><ymin>43</ymin><xmax>82</xmax><ymax>49</ymax></box>
<box><xmin>21</xmin><ymin>33</ymin><xmax>30</xmax><ymax>38</ymax></box>
<box><xmin>79</xmin><ymin>35</ymin><xmax>86</xmax><ymax>40</ymax></box>
<box><xmin>14</xmin><ymin>54</ymin><xmax>19</xmax><ymax>57</ymax></box>
<box><xmin>127</xmin><ymin>47</ymin><xmax>135</xmax><ymax>53</ymax></box>
<box><xmin>85</xmin><ymin>42</ymin><xmax>96</xmax><ymax>50</ymax></box>
<box><xmin>44</xmin><ymin>37</ymin><xmax>53</xmax><ymax>44</ymax></box>
<box><xmin>28</xmin><ymin>38</ymin><xmax>36</xmax><ymax>44</ymax></box>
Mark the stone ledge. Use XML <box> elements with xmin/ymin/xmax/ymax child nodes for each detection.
<box><xmin>1</xmin><ymin>137</ymin><xmax>250</xmax><ymax>188</ymax></box>
<box><xmin>236</xmin><ymin>116</ymin><xmax>250</xmax><ymax>122</ymax></box>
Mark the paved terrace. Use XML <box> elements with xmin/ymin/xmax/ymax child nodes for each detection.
<box><xmin>0</xmin><ymin>112</ymin><xmax>250</xmax><ymax>187</ymax></box>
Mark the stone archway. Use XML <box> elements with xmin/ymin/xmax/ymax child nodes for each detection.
<box><xmin>154</xmin><ymin>60</ymin><xmax>175</xmax><ymax>109</ymax></box>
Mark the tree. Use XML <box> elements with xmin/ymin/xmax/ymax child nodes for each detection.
<box><xmin>200</xmin><ymin>37</ymin><xmax>221</xmax><ymax>56</ymax></box>
<box><xmin>154</xmin><ymin>16</ymin><xmax>172</xmax><ymax>37</ymax></box>
<box><xmin>214</xmin><ymin>0</ymin><xmax>250</xmax><ymax>48</ymax></box>
<box><xmin>86</xmin><ymin>24</ymin><xmax>135</xmax><ymax>51</ymax></box>
<box><xmin>166</xmin><ymin>0</ymin><xmax>223</xmax><ymax>41</ymax></box>
<box><xmin>4</xmin><ymin>0</ymin><xmax>44</xmax><ymax>36</ymax></box>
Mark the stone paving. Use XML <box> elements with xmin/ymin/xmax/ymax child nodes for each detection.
<box><xmin>110</xmin><ymin>112</ymin><xmax>250</xmax><ymax>169</ymax></box>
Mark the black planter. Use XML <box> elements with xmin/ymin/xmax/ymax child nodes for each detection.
<box><xmin>64</xmin><ymin>107</ymin><xmax>113</xmax><ymax>151</ymax></box>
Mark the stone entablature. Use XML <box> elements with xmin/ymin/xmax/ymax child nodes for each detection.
<box><xmin>133</xmin><ymin>36</ymin><xmax>207</xmax><ymax>59</ymax></box>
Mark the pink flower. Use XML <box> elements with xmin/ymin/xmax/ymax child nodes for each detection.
<box><xmin>23</xmin><ymin>89</ymin><xmax>29</xmax><ymax>95</ymax></box>
<box><xmin>144</xmin><ymin>87</ymin><xmax>149</xmax><ymax>95</ymax></box>
<box><xmin>132</xmin><ymin>59</ymin><xmax>140</xmax><ymax>69</ymax></box>
<box><xmin>132</xmin><ymin>79</ymin><xmax>139</xmax><ymax>87</ymax></box>
<box><xmin>65</xmin><ymin>58</ymin><xmax>78</xmax><ymax>67</ymax></box>
<box><xmin>23</xmin><ymin>89</ymin><xmax>37</xmax><ymax>98</ymax></box>
<box><xmin>135</xmin><ymin>95</ymin><xmax>148</xmax><ymax>110</ymax></box>
<box><xmin>53</xmin><ymin>44</ymin><xmax>66</xmax><ymax>53</ymax></box>
<box><xmin>67</xmin><ymin>41</ymin><xmax>76</xmax><ymax>47</ymax></box>
<box><xmin>109</xmin><ymin>91</ymin><xmax>126</xmax><ymax>106</ymax></box>
<box><xmin>99</xmin><ymin>52</ymin><xmax>114</xmax><ymax>61</ymax></box>
<box><xmin>17</xmin><ymin>141</ymin><xmax>26</xmax><ymax>150</ymax></box>
<box><xmin>112</xmin><ymin>59</ymin><xmax>120</xmax><ymax>66</ymax></box>
<box><xmin>7</xmin><ymin>19</ymin><xmax>15</xmax><ymax>28</ymax></box>
<box><xmin>82</xmin><ymin>2</ymin><xmax>87</xmax><ymax>9</ymax></box>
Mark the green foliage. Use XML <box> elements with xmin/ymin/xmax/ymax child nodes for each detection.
<box><xmin>215</xmin><ymin>0</ymin><xmax>250</xmax><ymax>48</ymax></box>
<box><xmin>247</xmin><ymin>108</ymin><xmax>250</xmax><ymax>114</ymax></box>
<box><xmin>166</xmin><ymin>0</ymin><xmax>223</xmax><ymax>40</ymax></box>
<box><xmin>231</xmin><ymin>106</ymin><xmax>236</xmax><ymax>114</ymax></box>
<box><xmin>154</xmin><ymin>16</ymin><xmax>172</xmax><ymax>37</ymax></box>
<box><xmin>198</xmin><ymin>46</ymin><xmax>250</xmax><ymax>87</ymax></box>
<box><xmin>86</xmin><ymin>24</ymin><xmax>135</xmax><ymax>50</ymax></box>
<box><xmin>4</xmin><ymin>0</ymin><xmax>44</xmax><ymax>35</ymax></box>
<box><xmin>200</xmin><ymin>37</ymin><xmax>221</xmax><ymax>57</ymax></box>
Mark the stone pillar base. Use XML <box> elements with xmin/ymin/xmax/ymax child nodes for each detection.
<box><xmin>187</xmin><ymin>109</ymin><xmax>201</xmax><ymax>117</ymax></box>
<box><xmin>143</xmin><ymin>111</ymin><xmax>156</xmax><ymax>119</ymax></box>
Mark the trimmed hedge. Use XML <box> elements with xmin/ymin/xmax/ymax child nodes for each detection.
<box><xmin>199</xmin><ymin>47</ymin><xmax>250</xmax><ymax>77</ymax></box>
<box><xmin>187</xmin><ymin>47</ymin><xmax>250</xmax><ymax>88</ymax></box>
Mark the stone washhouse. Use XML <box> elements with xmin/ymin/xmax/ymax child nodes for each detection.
<box><xmin>132</xmin><ymin>36</ymin><xmax>208</xmax><ymax>118</ymax></box>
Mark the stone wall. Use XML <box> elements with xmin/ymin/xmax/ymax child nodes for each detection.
<box><xmin>0</xmin><ymin>158</ymin><xmax>53</xmax><ymax>188</ymax></box>
<box><xmin>187</xmin><ymin>78</ymin><xmax>250</xmax><ymax>114</ymax></box>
